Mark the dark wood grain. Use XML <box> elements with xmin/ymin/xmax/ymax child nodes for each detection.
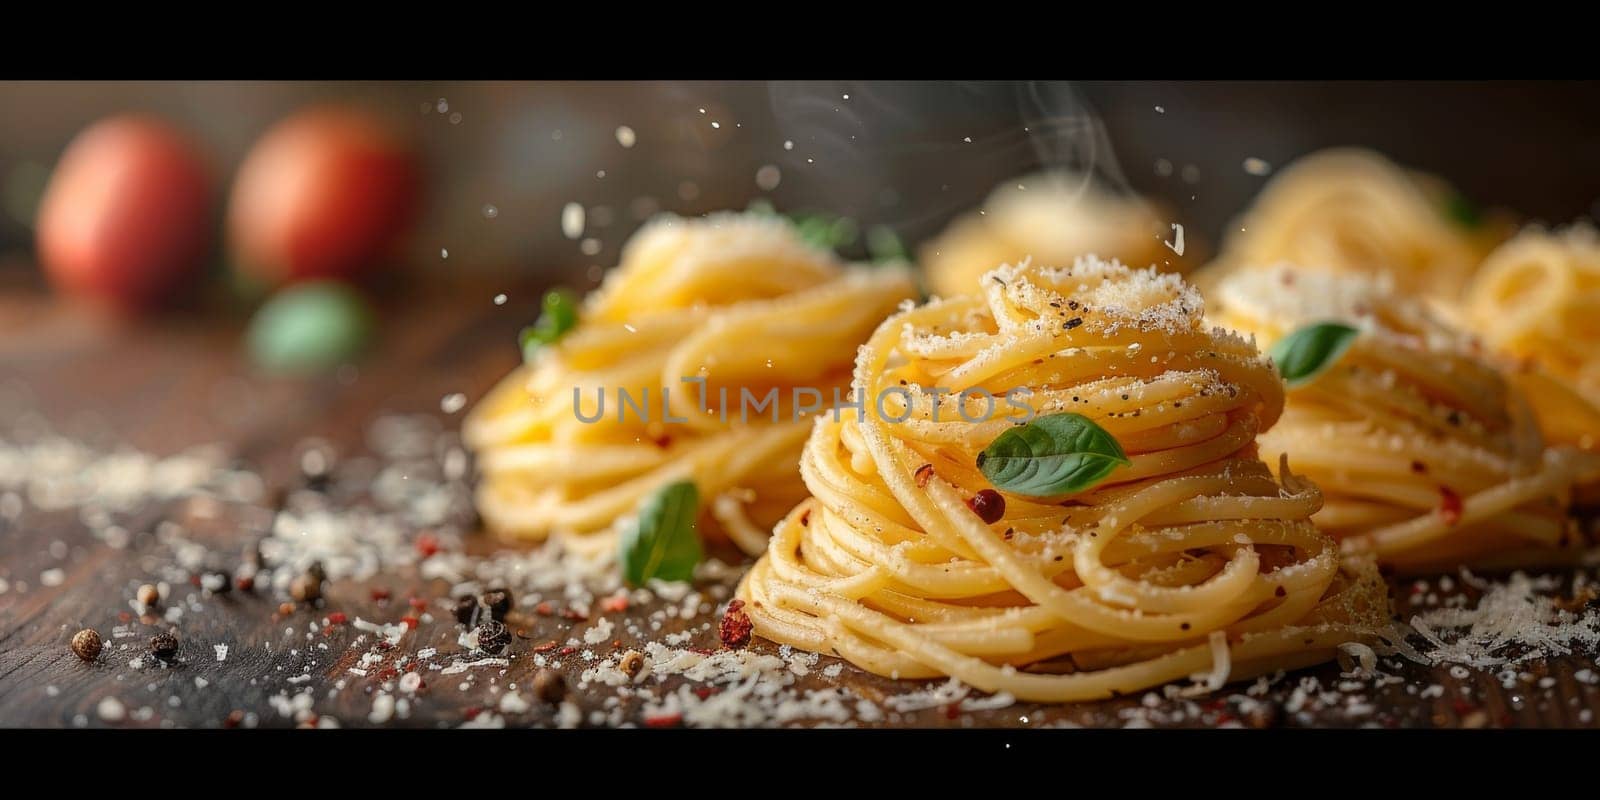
<box><xmin>2</xmin><ymin>281</ymin><xmax>1599</xmax><ymax>729</ymax></box>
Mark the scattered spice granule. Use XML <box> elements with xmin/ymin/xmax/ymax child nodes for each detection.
<box><xmin>415</xmin><ymin>533</ymin><xmax>439</xmax><ymax>558</ymax></box>
<box><xmin>1438</xmin><ymin>487</ymin><xmax>1463</xmax><ymax>526</ymax></box>
<box><xmin>644</xmin><ymin>712</ymin><xmax>682</xmax><ymax>728</ymax></box>
<box><xmin>719</xmin><ymin>599</ymin><xmax>753</xmax><ymax>649</ymax></box>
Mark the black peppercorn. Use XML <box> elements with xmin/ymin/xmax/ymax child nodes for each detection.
<box><xmin>71</xmin><ymin>628</ymin><xmax>103</xmax><ymax>662</ymax></box>
<box><xmin>306</xmin><ymin>561</ymin><xmax>327</xmax><ymax>583</ymax></box>
<box><xmin>473</xmin><ymin>620</ymin><xmax>510</xmax><ymax>654</ymax></box>
<box><xmin>533</xmin><ymin>668</ymin><xmax>566</xmax><ymax>704</ymax></box>
<box><xmin>290</xmin><ymin>575</ymin><xmax>319</xmax><ymax>603</ymax></box>
<box><xmin>150</xmin><ymin>631</ymin><xmax>179</xmax><ymax>661</ymax></box>
<box><xmin>481</xmin><ymin>588</ymin><xmax>512</xmax><ymax>621</ymax></box>
<box><xmin>453</xmin><ymin>595</ymin><xmax>480</xmax><ymax>626</ymax></box>
<box><xmin>619</xmin><ymin>650</ymin><xmax>645</xmax><ymax>678</ymax></box>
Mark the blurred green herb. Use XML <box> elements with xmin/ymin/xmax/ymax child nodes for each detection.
<box><xmin>247</xmin><ymin>280</ymin><xmax>376</xmax><ymax>375</ymax></box>
<box><xmin>1443</xmin><ymin>192</ymin><xmax>1482</xmax><ymax>229</ymax></box>
<box><xmin>746</xmin><ymin>199</ymin><xmax>905</xmax><ymax>263</ymax></box>
<box><xmin>519</xmin><ymin>288</ymin><xmax>580</xmax><ymax>362</ymax></box>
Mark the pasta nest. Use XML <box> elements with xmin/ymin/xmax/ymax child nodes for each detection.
<box><xmin>463</xmin><ymin>212</ymin><xmax>918</xmax><ymax>556</ymax></box>
<box><xmin>922</xmin><ymin>171</ymin><xmax>1195</xmax><ymax>300</ymax></box>
<box><xmin>1463</xmin><ymin>223</ymin><xmax>1600</xmax><ymax>453</ymax></box>
<box><xmin>1199</xmin><ymin>148</ymin><xmax>1511</xmax><ymax>302</ymax></box>
<box><xmin>1211</xmin><ymin>263</ymin><xmax>1599</xmax><ymax>572</ymax></box>
<box><xmin>737</xmin><ymin>255</ymin><xmax>1391</xmax><ymax>703</ymax></box>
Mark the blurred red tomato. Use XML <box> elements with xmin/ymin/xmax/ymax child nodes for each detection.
<box><xmin>35</xmin><ymin>115</ymin><xmax>213</xmax><ymax>315</ymax></box>
<box><xmin>228</xmin><ymin>107</ymin><xmax>419</xmax><ymax>286</ymax></box>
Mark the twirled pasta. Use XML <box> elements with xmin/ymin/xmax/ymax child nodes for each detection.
<box><xmin>737</xmin><ymin>256</ymin><xmax>1390</xmax><ymax>702</ymax></box>
<box><xmin>1464</xmin><ymin>224</ymin><xmax>1600</xmax><ymax>451</ymax></box>
<box><xmin>1210</xmin><ymin>264</ymin><xmax>1599</xmax><ymax>573</ymax></box>
<box><xmin>1200</xmin><ymin>148</ymin><xmax>1510</xmax><ymax>301</ymax></box>
<box><xmin>923</xmin><ymin>171</ymin><xmax>1196</xmax><ymax>300</ymax></box>
<box><xmin>463</xmin><ymin>212</ymin><xmax>917</xmax><ymax>556</ymax></box>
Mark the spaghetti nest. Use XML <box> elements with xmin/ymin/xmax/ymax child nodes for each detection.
<box><xmin>1211</xmin><ymin>264</ymin><xmax>1599</xmax><ymax>573</ymax></box>
<box><xmin>923</xmin><ymin>171</ymin><xmax>1195</xmax><ymax>300</ymax></box>
<box><xmin>737</xmin><ymin>256</ymin><xmax>1390</xmax><ymax>703</ymax></box>
<box><xmin>1464</xmin><ymin>224</ymin><xmax>1600</xmax><ymax>452</ymax></box>
<box><xmin>1200</xmin><ymin>148</ymin><xmax>1510</xmax><ymax>301</ymax></box>
<box><xmin>463</xmin><ymin>212</ymin><xmax>917</xmax><ymax>556</ymax></box>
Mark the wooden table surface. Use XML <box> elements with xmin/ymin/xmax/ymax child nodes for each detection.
<box><xmin>3</xmin><ymin>276</ymin><xmax>1599</xmax><ymax>729</ymax></box>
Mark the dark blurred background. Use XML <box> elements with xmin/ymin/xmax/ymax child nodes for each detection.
<box><xmin>2</xmin><ymin>80</ymin><xmax>1597</xmax><ymax>291</ymax></box>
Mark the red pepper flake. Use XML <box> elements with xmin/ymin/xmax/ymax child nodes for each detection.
<box><xmin>719</xmin><ymin>599</ymin><xmax>753</xmax><ymax>649</ymax></box>
<box><xmin>600</xmin><ymin>594</ymin><xmax>629</xmax><ymax>614</ymax></box>
<box><xmin>190</xmin><ymin>575</ymin><xmax>202</xmax><ymax>587</ymax></box>
<box><xmin>463</xmin><ymin>706</ymin><xmax>481</xmax><ymax>721</ymax></box>
<box><xmin>118</xmin><ymin>611</ymin><xmax>132</xmax><ymax>623</ymax></box>
<box><xmin>416</xmin><ymin>533</ymin><xmax>439</xmax><ymax>558</ymax></box>
<box><xmin>400</xmin><ymin>615</ymin><xmax>419</xmax><ymax>630</ymax></box>
<box><xmin>644</xmin><ymin>712</ymin><xmax>683</xmax><ymax>728</ymax></box>
<box><xmin>534</xmin><ymin>641</ymin><xmax>560</xmax><ymax>653</ymax></box>
<box><xmin>560</xmin><ymin>607</ymin><xmax>587</xmax><ymax>621</ymax></box>
<box><xmin>326</xmin><ymin>612</ymin><xmax>348</xmax><ymax>625</ymax></box>
<box><xmin>694</xmin><ymin>687</ymin><xmax>720</xmax><ymax>700</ymax></box>
<box><xmin>535</xmin><ymin>601</ymin><xmax>554</xmax><ymax>616</ymax></box>
<box><xmin>1452</xmin><ymin>698</ymin><xmax>1477</xmax><ymax>715</ymax></box>
<box><xmin>234</xmin><ymin>575</ymin><xmax>254</xmax><ymax>592</ymax></box>
<box><xmin>944</xmin><ymin>702</ymin><xmax>960</xmax><ymax>720</ymax></box>
<box><xmin>370</xmin><ymin>588</ymin><xmax>391</xmax><ymax>602</ymax></box>
<box><xmin>558</xmin><ymin>646</ymin><xmax>577</xmax><ymax>656</ymax></box>
<box><xmin>914</xmin><ymin>463</ymin><xmax>935</xmax><ymax>488</ymax></box>
<box><xmin>965</xmin><ymin>489</ymin><xmax>1006</xmax><ymax>524</ymax></box>
<box><xmin>1438</xmin><ymin>486</ymin><xmax>1463</xmax><ymax>526</ymax></box>
<box><xmin>223</xmin><ymin>709</ymin><xmax>245</xmax><ymax>728</ymax></box>
<box><xmin>407</xmin><ymin>596</ymin><xmax>428</xmax><ymax>611</ymax></box>
<box><xmin>688</xmin><ymin>647</ymin><xmax>717</xmax><ymax>656</ymax></box>
<box><xmin>376</xmin><ymin>667</ymin><xmax>398</xmax><ymax>683</ymax></box>
<box><xmin>376</xmin><ymin>641</ymin><xmax>394</xmax><ymax>652</ymax></box>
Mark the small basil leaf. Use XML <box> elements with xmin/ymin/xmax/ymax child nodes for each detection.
<box><xmin>619</xmin><ymin>481</ymin><xmax>703</xmax><ymax>587</ymax></box>
<box><xmin>866</xmin><ymin>224</ymin><xmax>909</xmax><ymax>263</ymax></box>
<box><xmin>519</xmin><ymin>288</ymin><xmax>580</xmax><ymax>362</ymax></box>
<box><xmin>1270</xmin><ymin>322</ymin><xmax>1360</xmax><ymax>388</ymax></box>
<box><xmin>1443</xmin><ymin>192</ymin><xmax>1482</xmax><ymax>229</ymax></box>
<box><xmin>976</xmin><ymin>413</ymin><xmax>1131</xmax><ymax>497</ymax></box>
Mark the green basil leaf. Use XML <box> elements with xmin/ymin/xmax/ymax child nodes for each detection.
<box><xmin>976</xmin><ymin>413</ymin><xmax>1131</xmax><ymax>497</ymax></box>
<box><xmin>1443</xmin><ymin>192</ymin><xmax>1482</xmax><ymax>229</ymax></box>
<box><xmin>866</xmin><ymin>224</ymin><xmax>909</xmax><ymax>264</ymax></box>
<box><xmin>745</xmin><ymin>197</ymin><xmax>776</xmax><ymax>217</ymax></box>
<box><xmin>519</xmin><ymin>288</ymin><xmax>580</xmax><ymax>362</ymax></box>
<box><xmin>1270</xmin><ymin>321</ymin><xmax>1360</xmax><ymax>388</ymax></box>
<box><xmin>619</xmin><ymin>481</ymin><xmax>703</xmax><ymax>587</ymax></box>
